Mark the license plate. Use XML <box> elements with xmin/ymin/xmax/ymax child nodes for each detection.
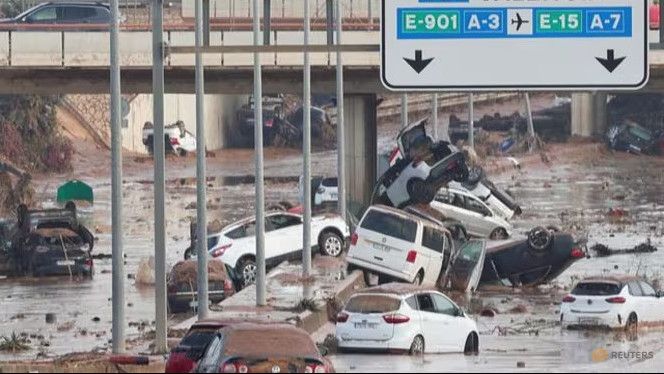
<box><xmin>373</xmin><ymin>243</ymin><xmax>389</xmax><ymax>252</ymax></box>
<box><xmin>354</xmin><ymin>322</ymin><xmax>378</xmax><ymax>329</ymax></box>
<box><xmin>579</xmin><ymin>318</ymin><xmax>599</xmax><ymax>325</ymax></box>
<box><xmin>57</xmin><ymin>260</ymin><xmax>75</xmax><ymax>266</ymax></box>
<box><xmin>331</xmin><ymin>193</ymin><xmax>338</xmax><ymax>199</ymax></box>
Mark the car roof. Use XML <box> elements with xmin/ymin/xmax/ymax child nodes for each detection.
<box><xmin>365</xmin><ymin>204</ymin><xmax>426</xmax><ymax>224</ymax></box>
<box><xmin>355</xmin><ymin>283</ymin><xmax>439</xmax><ymax>296</ymax></box>
<box><xmin>191</xmin><ymin>318</ymin><xmax>262</xmax><ymax>329</ymax></box>
<box><xmin>579</xmin><ymin>275</ymin><xmax>642</xmax><ymax>284</ymax></box>
<box><xmin>218</xmin><ymin>211</ymin><xmax>301</xmax><ymax>234</ymax></box>
<box><xmin>221</xmin><ymin>323</ymin><xmax>320</xmax><ymax>358</ymax></box>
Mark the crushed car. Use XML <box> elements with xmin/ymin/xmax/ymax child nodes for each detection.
<box><xmin>142</xmin><ymin>120</ymin><xmax>197</xmax><ymax>156</ymax></box>
<box><xmin>431</xmin><ymin>187</ymin><xmax>512</xmax><ymax>240</ymax></box>
<box><xmin>194</xmin><ymin>323</ymin><xmax>334</xmax><ymax>373</ymax></box>
<box><xmin>7</xmin><ymin>203</ymin><xmax>94</xmax><ymax>277</ymax></box>
<box><xmin>448</xmin><ymin>167</ymin><xmax>522</xmax><ymax>220</ymax></box>
<box><xmin>481</xmin><ymin>226</ymin><xmax>586</xmax><ymax>287</ymax></box>
<box><xmin>607</xmin><ymin>120</ymin><xmax>664</xmax><ymax>155</ymax></box>
<box><xmin>373</xmin><ymin>119</ymin><xmax>470</xmax><ymax>208</ymax></box>
<box><xmin>167</xmin><ymin>260</ymin><xmax>237</xmax><ymax>314</ymax></box>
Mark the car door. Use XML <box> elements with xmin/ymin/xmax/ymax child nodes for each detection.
<box><xmin>627</xmin><ymin>281</ymin><xmax>648</xmax><ymax>321</ymax></box>
<box><xmin>222</xmin><ymin>220</ymin><xmax>257</xmax><ymax>266</ymax></box>
<box><xmin>638</xmin><ymin>281</ymin><xmax>659</xmax><ymax>322</ymax></box>
<box><xmin>431</xmin><ymin>293</ymin><xmax>467</xmax><ymax>352</ymax></box>
<box><xmin>463</xmin><ymin>194</ymin><xmax>493</xmax><ymax>236</ymax></box>
<box><xmin>415</xmin><ymin>293</ymin><xmax>447</xmax><ymax>353</ymax></box>
<box><xmin>63</xmin><ymin>6</ymin><xmax>97</xmax><ymax>24</ymax></box>
<box><xmin>421</xmin><ymin>226</ymin><xmax>445</xmax><ymax>285</ymax></box>
<box><xmin>266</xmin><ymin>214</ymin><xmax>304</xmax><ymax>261</ymax></box>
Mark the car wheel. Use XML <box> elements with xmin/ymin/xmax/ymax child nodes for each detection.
<box><xmin>409</xmin><ymin>335</ymin><xmax>425</xmax><ymax>356</ymax></box>
<box><xmin>626</xmin><ymin>313</ymin><xmax>638</xmax><ymax>334</ymax></box>
<box><xmin>237</xmin><ymin>258</ymin><xmax>257</xmax><ymax>288</ymax></box>
<box><xmin>183</xmin><ymin>247</ymin><xmax>194</xmax><ymax>260</ymax></box>
<box><xmin>407</xmin><ymin>178</ymin><xmax>436</xmax><ymax>205</ymax></box>
<box><xmin>363</xmin><ymin>270</ymin><xmax>380</xmax><ymax>287</ymax></box>
<box><xmin>464</xmin><ymin>333</ymin><xmax>479</xmax><ymax>355</ymax></box>
<box><xmin>489</xmin><ymin>227</ymin><xmax>509</xmax><ymax>240</ymax></box>
<box><xmin>527</xmin><ymin>226</ymin><xmax>553</xmax><ymax>252</ymax></box>
<box><xmin>179</xmin><ymin>149</ymin><xmax>188</xmax><ymax>157</ymax></box>
<box><xmin>453</xmin><ymin>163</ymin><xmax>470</xmax><ymax>183</ymax></box>
<box><xmin>466</xmin><ymin>166</ymin><xmax>485</xmax><ymax>186</ymax></box>
<box><xmin>319</xmin><ymin>231</ymin><xmax>344</xmax><ymax>257</ymax></box>
<box><xmin>412</xmin><ymin>271</ymin><xmax>424</xmax><ymax>286</ymax></box>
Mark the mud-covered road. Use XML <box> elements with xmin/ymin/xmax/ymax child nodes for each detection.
<box><xmin>2</xmin><ymin>94</ymin><xmax>664</xmax><ymax>370</ymax></box>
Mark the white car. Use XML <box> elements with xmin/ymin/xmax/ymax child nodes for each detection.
<box><xmin>142</xmin><ymin>121</ymin><xmax>197</xmax><ymax>156</ymax></box>
<box><xmin>299</xmin><ymin>176</ymin><xmax>339</xmax><ymax>206</ymax></box>
<box><xmin>431</xmin><ymin>187</ymin><xmax>512</xmax><ymax>239</ymax></box>
<box><xmin>336</xmin><ymin>284</ymin><xmax>479</xmax><ymax>355</ymax></box>
<box><xmin>185</xmin><ymin>212</ymin><xmax>349</xmax><ymax>287</ymax></box>
<box><xmin>346</xmin><ymin>205</ymin><xmax>454</xmax><ymax>287</ymax></box>
<box><xmin>560</xmin><ymin>276</ymin><xmax>664</xmax><ymax>330</ymax></box>
<box><xmin>449</xmin><ymin>178</ymin><xmax>522</xmax><ymax>220</ymax></box>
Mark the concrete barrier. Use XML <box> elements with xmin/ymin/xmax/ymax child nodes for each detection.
<box><xmin>0</xmin><ymin>32</ymin><xmax>8</xmax><ymax>66</ymax></box>
<box><xmin>64</xmin><ymin>32</ymin><xmax>109</xmax><ymax>66</ymax></box>
<box><xmin>169</xmin><ymin>30</ymin><xmax>223</xmax><ymax>66</ymax></box>
<box><xmin>12</xmin><ymin>32</ymin><xmax>62</xmax><ymax>66</ymax></box>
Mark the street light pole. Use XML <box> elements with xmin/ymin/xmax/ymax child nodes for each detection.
<box><xmin>152</xmin><ymin>0</ymin><xmax>167</xmax><ymax>354</ymax></box>
<box><xmin>302</xmin><ymin>0</ymin><xmax>312</xmax><ymax>277</ymax></box>
<box><xmin>109</xmin><ymin>0</ymin><xmax>125</xmax><ymax>354</ymax></box>
<box><xmin>194</xmin><ymin>0</ymin><xmax>208</xmax><ymax>320</ymax></box>
<box><xmin>252</xmin><ymin>0</ymin><xmax>267</xmax><ymax>306</ymax></box>
<box><xmin>335</xmin><ymin>0</ymin><xmax>346</xmax><ymax>221</ymax></box>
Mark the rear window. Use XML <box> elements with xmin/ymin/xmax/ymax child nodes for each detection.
<box><xmin>224</xmin><ymin>328</ymin><xmax>319</xmax><ymax>358</ymax></box>
<box><xmin>321</xmin><ymin>177</ymin><xmax>338</xmax><ymax>187</ymax></box>
<box><xmin>360</xmin><ymin>210</ymin><xmax>417</xmax><ymax>243</ymax></box>
<box><xmin>180</xmin><ymin>328</ymin><xmax>218</xmax><ymax>350</ymax></box>
<box><xmin>345</xmin><ymin>295</ymin><xmax>401</xmax><ymax>313</ymax></box>
<box><xmin>571</xmin><ymin>282</ymin><xmax>622</xmax><ymax>296</ymax></box>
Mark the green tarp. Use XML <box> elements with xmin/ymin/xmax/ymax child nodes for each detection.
<box><xmin>57</xmin><ymin>180</ymin><xmax>93</xmax><ymax>204</ymax></box>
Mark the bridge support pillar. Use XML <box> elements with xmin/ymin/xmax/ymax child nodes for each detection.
<box><xmin>571</xmin><ymin>92</ymin><xmax>607</xmax><ymax>137</ymax></box>
<box><xmin>344</xmin><ymin>94</ymin><xmax>378</xmax><ymax>218</ymax></box>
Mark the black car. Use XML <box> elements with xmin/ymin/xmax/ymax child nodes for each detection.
<box><xmin>606</xmin><ymin>121</ymin><xmax>663</xmax><ymax>155</ymax></box>
<box><xmin>9</xmin><ymin>203</ymin><xmax>94</xmax><ymax>277</ymax></box>
<box><xmin>481</xmin><ymin>227</ymin><xmax>586</xmax><ymax>286</ymax></box>
<box><xmin>0</xmin><ymin>2</ymin><xmax>112</xmax><ymax>25</ymax></box>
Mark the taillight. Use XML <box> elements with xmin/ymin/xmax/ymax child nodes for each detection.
<box><xmin>406</xmin><ymin>250</ymin><xmax>417</xmax><ymax>263</ymax></box>
<box><xmin>336</xmin><ymin>312</ymin><xmax>349</xmax><ymax>323</ymax></box>
<box><xmin>562</xmin><ymin>295</ymin><xmax>576</xmax><ymax>303</ymax></box>
<box><xmin>606</xmin><ymin>297</ymin><xmax>626</xmax><ymax>304</ymax></box>
<box><xmin>383</xmin><ymin>314</ymin><xmax>410</xmax><ymax>324</ymax></box>
<box><xmin>350</xmin><ymin>233</ymin><xmax>358</xmax><ymax>246</ymax></box>
<box><xmin>84</xmin><ymin>259</ymin><xmax>93</xmax><ymax>267</ymax></box>
<box><xmin>222</xmin><ymin>361</ymin><xmax>248</xmax><ymax>373</ymax></box>
<box><xmin>570</xmin><ymin>247</ymin><xmax>585</xmax><ymax>259</ymax></box>
<box><xmin>223</xmin><ymin>279</ymin><xmax>234</xmax><ymax>292</ymax></box>
<box><xmin>265</xmin><ymin>119</ymin><xmax>273</xmax><ymax>128</ymax></box>
<box><xmin>305</xmin><ymin>364</ymin><xmax>327</xmax><ymax>373</ymax></box>
<box><xmin>211</xmin><ymin>243</ymin><xmax>232</xmax><ymax>258</ymax></box>
<box><xmin>170</xmin><ymin>137</ymin><xmax>180</xmax><ymax>145</ymax></box>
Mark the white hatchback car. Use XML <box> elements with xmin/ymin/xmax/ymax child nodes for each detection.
<box><xmin>560</xmin><ymin>276</ymin><xmax>664</xmax><ymax>330</ymax></box>
<box><xmin>448</xmin><ymin>178</ymin><xmax>522</xmax><ymax>220</ymax></box>
<box><xmin>336</xmin><ymin>284</ymin><xmax>479</xmax><ymax>355</ymax></box>
<box><xmin>431</xmin><ymin>187</ymin><xmax>512</xmax><ymax>239</ymax></box>
<box><xmin>346</xmin><ymin>205</ymin><xmax>454</xmax><ymax>287</ymax></box>
<box><xmin>299</xmin><ymin>176</ymin><xmax>339</xmax><ymax>206</ymax></box>
<box><xmin>185</xmin><ymin>212</ymin><xmax>349</xmax><ymax>288</ymax></box>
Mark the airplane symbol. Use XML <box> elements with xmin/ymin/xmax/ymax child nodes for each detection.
<box><xmin>511</xmin><ymin>12</ymin><xmax>529</xmax><ymax>31</ymax></box>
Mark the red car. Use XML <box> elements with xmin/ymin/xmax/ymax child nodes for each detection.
<box><xmin>165</xmin><ymin>319</ymin><xmax>250</xmax><ymax>373</ymax></box>
<box><xmin>650</xmin><ymin>3</ymin><xmax>660</xmax><ymax>30</ymax></box>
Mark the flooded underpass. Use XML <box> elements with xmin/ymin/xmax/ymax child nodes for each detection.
<box><xmin>3</xmin><ymin>146</ymin><xmax>663</xmax><ymax>368</ymax></box>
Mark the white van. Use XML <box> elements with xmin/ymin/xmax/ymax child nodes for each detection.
<box><xmin>346</xmin><ymin>205</ymin><xmax>453</xmax><ymax>286</ymax></box>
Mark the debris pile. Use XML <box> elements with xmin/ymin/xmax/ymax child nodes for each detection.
<box><xmin>591</xmin><ymin>241</ymin><xmax>658</xmax><ymax>258</ymax></box>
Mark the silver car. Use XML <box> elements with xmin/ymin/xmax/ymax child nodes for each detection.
<box><xmin>430</xmin><ymin>187</ymin><xmax>513</xmax><ymax>240</ymax></box>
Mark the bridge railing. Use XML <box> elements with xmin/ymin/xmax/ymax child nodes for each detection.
<box><xmin>0</xmin><ymin>29</ymin><xmax>379</xmax><ymax>67</ymax></box>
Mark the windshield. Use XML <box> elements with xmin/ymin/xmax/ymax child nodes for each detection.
<box><xmin>571</xmin><ymin>282</ymin><xmax>622</xmax><ymax>296</ymax></box>
<box><xmin>360</xmin><ymin>209</ymin><xmax>417</xmax><ymax>243</ymax></box>
<box><xmin>345</xmin><ymin>295</ymin><xmax>401</xmax><ymax>313</ymax></box>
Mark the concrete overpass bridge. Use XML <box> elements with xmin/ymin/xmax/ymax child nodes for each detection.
<box><xmin>1</xmin><ymin>28</ymin><xmax>663</xmax><ymax>204</ymax></box>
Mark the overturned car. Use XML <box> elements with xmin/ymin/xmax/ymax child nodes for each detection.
<box><xmin>5</xmin><ymin>203</ymin><xmax>94</xmax><ymax>277</ymax></box>
<box><xmin>373</xmin><ymin>119</ymin><xmax>470</xmax><ymax>208</ymax></box>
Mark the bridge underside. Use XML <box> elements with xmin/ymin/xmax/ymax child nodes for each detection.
<box><xmin>0</xmin><ymin>66</ymin><xmax>383</xmax><ymax>95</ymax></box>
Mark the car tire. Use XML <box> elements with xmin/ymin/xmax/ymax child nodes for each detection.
<box><xmin>453</xmin><ymin>163</ymin><xmax>470</xmax><ymax>183</ymax></box>
<box><xmin>464</xmin><ymin>332</ymin><xmax>479</xmax><ymax>355</ymax></box>
<box><xmin>17</xmin><ymin>204</ymin><xmax>28</xmax><ymax>229</ymax></box>
<box><xmin>489</xmin><ymin>227</ymin><xmax>509</xmax><ymax>240</ymax></box>
<box><xmin>183</xmin><ymin>247</ymin><xmax>194</xmax><ymax>260</ymax></box>
<box><xmin>319</xmin><ymin>231</ymin><xmax>344</xmax><ymax>258</ymax></box>
<box><xmin>178</xmin><ymin>149</ymin><xmax>188</xmax><ymax>157</ymax></box>
<box><xmin>527</xmin><ymin>226</ymin><xmax>553</xmax><ymax>253</ymax></box>
<box><xmin>237</xmin><ymin>257</ymin><xmax>257</xmax><ymax>288</ymax></box>
<box><xmin>409</xmin><ymin>335</ymin><xmax>425</xmax><ymax>356</ymax></box>
<box><xmin>363</xmin><ymin>270</ymin><xmax>380</xmax><ymax>287</ymax></box>
<box><xmin>412</xmin><ymin>271</ymin><xmax>424</xmax><ymax>286</ymax></box>
<box><xmin>407</xmin><ymin>178</ymin><xmax>436</xmax><ymax>205</ymax></box>
<box><xmin>466</xmin><ymin>166</ymin><xmax>485</xmax><ymax>186</ymax></box>
<box><xmin>626</xmin><ymin>313</ymin><xmax>638</xmax><ymax>333</ymax></box>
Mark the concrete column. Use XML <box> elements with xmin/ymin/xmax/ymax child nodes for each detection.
<box><xmin>571</xmin><ymin>92</ymin><xmax>594</xmax><ymax>137</ymax></box>
<box><xmin>344</xmin><ymin>94</ymin><xmax>378</xmax><ymax>217</ymax></box>
<box><xmin>592</xmin><ymin>92</ymin><xmax>608</xmax><ymax>136</ymax></box>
